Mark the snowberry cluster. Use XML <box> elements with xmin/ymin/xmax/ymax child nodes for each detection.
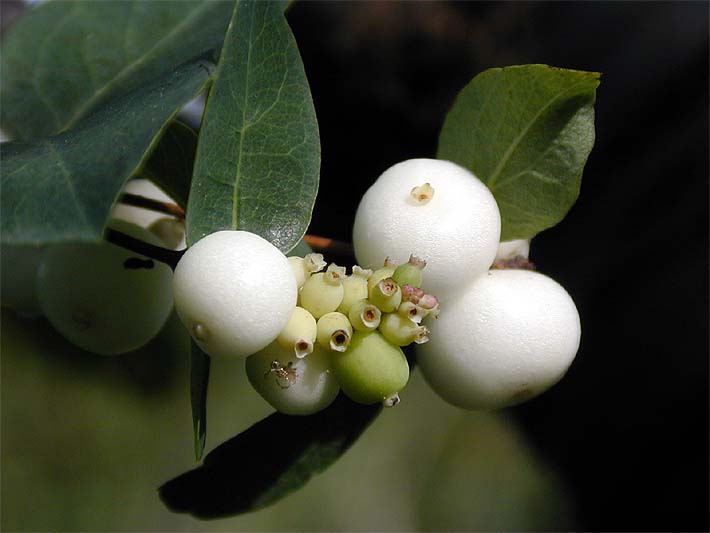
<box><xmin>246</xmin><ymin>253</ymin><xmax>442</xmax><ymax>414</ymax></box>
<box><xmin>353</xmin><ymin>158</ymin><xmax>581</xmax><ymax>411</ymax></box>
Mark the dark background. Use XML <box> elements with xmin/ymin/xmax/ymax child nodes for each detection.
<box><xmin>288</xmin><ymin>1</ymin><xmax>709</xmax><ymax>531</ymax></box>
<box><xmin>1</xmin><ymin>1</ymin><xmax>707</xmax><ymax>531</ymax></box>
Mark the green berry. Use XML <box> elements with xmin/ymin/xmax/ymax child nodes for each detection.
<box><xmin>276</xmin><ymin>306</ymin><xmax>317</xmax><ymax>358</ymax></box>
<box><xmin>316</xmin><ymin>311</ymin><xmax>352</xmax><ymax>352</ymax></box>
<box><xmin>330</xmin><ymin>330</ymin><xmax>410</xmax><ymax>405</ymax></box>
<box><xmin>337</xmin><ymin>265</ymin><xmax>372</xmax><ymax>314</ymax></box>
<box><xmin>246</xmin><ymin>341</ymin><xmax>339</xmax><ymax>415</ymax></box>
<box><xmin>392</xmin><ymin>255</ymin><xmax>426</xmax><ymax>288</ymax></box>
<box><xmin>369</xmin><ymin>277</ymin><xmax>402</xmax><ymax>313</ymax></box>
<box><xmin>299</xmin><ymin>264</ymin><xmax>345</xmax><ymax>319</ymax></box>
<box><xmin>348</xmin><ymin>299</ymin><xmax>381</xmax><ymax>332</ymax></box>
<box><xmin>379</xmin><ymin>312</ymin><xmax>430</xmax><ymax>346</ymax></box>
<box><xmin>367</xmin><ymin>258</ymin><xmax>397</xmax><ymax>293</ymax></box>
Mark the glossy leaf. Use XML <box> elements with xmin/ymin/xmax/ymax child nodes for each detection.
<box><xmin>159</xmin><ymin>394</ymin><xmax>381</xmax><ymax>518</ymax></box>
<box><xmin>186</xmin><ymin>0</ymin><xmax>320</xmax><ymax>251</ymax></box>
<box><xmin>0</xmin><ymin>60</ymin><xmax>210</xmax><ymax>245</ymax></box>
<box><xmin>140</xmin><ymin>120</ymin><xmax>198</xmax><ymax>209</ymax></box>
<box><xmin>437</xmin><ymin>64</ymin><xmax>600</xmax><ymax>240</ymax></box>
<box><xmin>190</xmin><ymin>342</ymin><xmax>211</xmax><ymax>461</ymax></box>
<box><xmin>1</xmin><ymin>0</ymin><xmax>233</xmax><ymax>140</ymax></box>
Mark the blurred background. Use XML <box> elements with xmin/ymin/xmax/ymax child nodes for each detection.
<box><xmin>2</xmin><ymin>1</ymin><xmax>708</xmax><ymax>531</ymax></box>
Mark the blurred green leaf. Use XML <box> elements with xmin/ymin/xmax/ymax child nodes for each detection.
<box><xmin>159</xmin><ymin>394</ymin><xmax>381</xmax><ymax>518</ymax></box>
<box><xmin>437</xmin><ymin>64</ymin><xmax>600</xmax><ymax>240</ymax></box>
<box><xmin>1</xmin><ymin>0</ymin><xmax>233</xmax><ymax>141</ymax></box>
<box><xmin>0</xmin><ymin>60</ymin><xmax>210</xmax><ymax>245</ymax></box>
<box><xmin>186</xmin><ymin>0</ymin><xmax>320</xmax><ymax>251</ymax></box>
<box><xmin>140</xmin><ymin>120</ymin><xmax>198</xmax><ymax>209</ymax></box>
<box><xmin>190</xmin><ymin>342</ymin><xmax>211</xmax><ymax>461</ymax></box>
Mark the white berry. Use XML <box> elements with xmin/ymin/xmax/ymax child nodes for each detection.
<box><xmin>172</xmin><ymin>230</ymin><xmax>297</xmax><ymax>359</ymax></box>
<box><xmin>495</xmin><ymin>239</ymin><xmax>530</xmax><ymax>261</ymax></box>
<box><xmin>353</xmin><ymin>158</ymin><xmax>501</xmax><ymax>297</ymax></box>
<box><xmin>246</xmin><ymin>341</ymin><xmax>340</xmax><ymax>415</ymax></box>
<box><xmin>416</xmin><ymin>269</ymin><xmax>581</xmax><ymax>410</ymax></box>
<box><xmin>36</xmin><ymin>220</ymin><xmax>174</xmax><ymax>355</ymax></box>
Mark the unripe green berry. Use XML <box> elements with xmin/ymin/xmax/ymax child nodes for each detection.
<box><xmin>337</xmin><ymin>266</ymin><xmax>372</xmax><ymax>315</ymax></box>
<box><xmin>276</xmin><ymin>306</ymin><xmax>317</xmax><ymax>358</ymax></box>
<box><xmin>330</xmin><ymin>330</ymin><xmax>410</xmax><ymax>405</ymax></box>
<box><xmin>299</xmin><ymin>265</ymin><xmax>345</xmax><ymax>319</ymax></box>
<box><xmin>379</xmin><ymin>312</ymin><xmax>430</xmax><ymax>346</ymax></box>
<box><xmin>392</xmin><ymin>255</ymin><xmax>426</xmax><ymax>288</ymax></box>
<box><xmin>287</xmin><ymin>253</ymin><xmax>327</xmax><ymax>290</ymax></box>
<box><xmin>369</xmin><ymin>277</ymin><xmax>402</xmax><ymax>313</ymax></box>
<box><xmin>246</xmin><ymin>341</ymin><xmax>339</xmax><ymax>415</ymax></box>
<box><xmin>397</xmin><ymin>301</ymin><xmax>424</xmax><ymax>324</ymax></box>
<box><xmin>316</xmin><ymin>311</ymin><xmax>352</xmax><ymax>352</ymax></box>
<box><xmin>348</xmin><ymin>299</ymin><xmax>382</xmax><ymax>332</ymax></box>
<box><xmin>367</xmin><ymin>258</ymin><xmax>397</xmax><ymax>293</ymax></box>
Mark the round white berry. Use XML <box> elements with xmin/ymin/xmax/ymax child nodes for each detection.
<box><xmin>36</xmin><ymin>220</ymin><xmax>174</xmax><ymax>355</ymax></box>
<box><xmin>416</xmin><ymin>269</ymin><xmax>581</xmax><ymax>410</ymax></box>
<box><xmin>172</xmin><ymin>230</ymin><xmax>297</xmax><ymax>359</ymax></box>
<box><xmin>353</xmin><ymin>158</ymin><xmax>501</xmax><ymax>297</ymax></box>
<box><xmin>495</xmin><ymin>239</ymin><xmax>530</xmax><ymax>261</ymax></box>
<box><xmin>246</xmin><ymin>341</ymin><xmax>340</xmax><ymax>415</ymax></box>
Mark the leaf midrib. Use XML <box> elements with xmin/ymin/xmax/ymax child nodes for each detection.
<box><xmin>61</xmin><ymin>1</ymin><xmax>212</xmax><ymax>132</ymax></box>
<box><xmin>486</xmin><ymin>78</ymin><xmax>594</xmax><ymax>189</ymax></box>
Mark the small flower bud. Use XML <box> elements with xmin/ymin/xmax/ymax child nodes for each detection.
<box><xmin>300</xmin><ymin>272</ymin><xmax>345</xmax><ymax>319</ymax></box>
<box><xmin>369</xmin><ymin>277</ymin><xmax>402</xmax><ymax>313</ymax></box>
<box><xmin>401</xmin><ymin>284</ymin><xmax>425</xmax><ymax>304</ymax></box>
<box><xmin>392</xmin><ymin>255</ymin><xmax>426</xmax><ymax>288</ymax></box>
<box><xmin>337</xmin><ymin>266</ymin><xmax>372</xmax><ymax>315</ymax></box>
<box><xmin>317</xmin><ymin>312</ymin><xmax>353</xmax><ymax>352</ymax></box>
<box><xmin>276</xmin><ymin>306</ymin><xmax>317</xmax><ymax>358</ymax></box>
<box><xmin>418</xmin><ymin>293</ymin><xmax>440</xmax><ymax>319</ymax></box>
<box><xmin>379</xmin><ymin>312</ymin><xmax>430</xmax><ymax>346</ymax></box>
<box><xmin>348</xmin><ymin>299</ymin><xmax>382</xmax><ymax>332</ymax></box>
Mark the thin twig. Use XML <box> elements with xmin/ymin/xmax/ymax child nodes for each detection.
<box><xmin>303</xmin><ymin>234</ymin><xmax>354</xmax><ymax>257</ymax></box>
<box><xmin>120</xmin><ymin>193</ymin><xmax>186</xmax><ymax>218</ymax></box>
<box><xmin>105</xmin><ymin>229</ymin><xmax>185</xmax><ymax>270</ymax></box>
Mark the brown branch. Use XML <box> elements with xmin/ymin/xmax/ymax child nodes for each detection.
<box><xmin>120</xmin><ymin>193</ymin><xmax>185</xmax><ymax>218</ymax></box>
<box><xmin>303</xmin><ymin>234</ymin><xmax>354</xmax><ymax>258</ymax></box>
<box><xmin>105</xmin><ymin>229</ymin><xmax>185</xmax><ymax>270</ymax></box>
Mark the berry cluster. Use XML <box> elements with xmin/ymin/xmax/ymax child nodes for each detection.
<box><xmin>245</xmin><ymin>254</ymin><xmax>441</xmax><ymax>414</ymax></box>
<box><xmin>353</xmin><ymin>158</ymin><xmax>581</xmax><ymax>411</ymax></box>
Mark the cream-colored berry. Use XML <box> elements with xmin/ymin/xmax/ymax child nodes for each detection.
<box><xmin>276</xmin><ymin>306</ymin><xmax>317</xmax><ymax>358</ymax></box>
<box><xmin>353</xmin><ymin>159</ymin><xmax>501</xmax><ymax>297</ymax></box>
<box><xmin>172</xmin><ymin>230</ymin><xmax>297</xmax><ymax>359</ymax></box>
<box><xmin>416</xmin><ymin>269</ymin><xmax>581</xmax><ymax>410</ymax></box>
<box><xmin>316</xmin><ymin>311</ymin><xmax>353</xmax><ymax>352</ymax></box>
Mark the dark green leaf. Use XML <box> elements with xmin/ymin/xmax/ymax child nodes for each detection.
<box><xmin>140</xmin><ymin>120</ymin><xmax>198</xmax><ymax>209</ymax></box>
<box><xmin>159</xmin><ymin>394</ymin><xmax>381</xmax><ymax>518</ymax></box>
<box><xmin>186</xmin><ymin>0</ymin><xmax>320</xmax><ymax>251</ymax></box>
<box><xmin>437</xmin><ymin>64</ymin><xmax>600</xmax><ymax>241</ymax></box>
<box><xmin>1</xmin><ymin>0</ymin><xmax>233</xmax><ymax>140</ymax></box>
<box><xmin>190</xmin><ymin>341</ymin><xmax>211</xmax><ymax>461</ymax></box>
<box><xmin>0</xmin><ymin>60</ymin><xmax>210</xmax><ymax>245</ymax></box>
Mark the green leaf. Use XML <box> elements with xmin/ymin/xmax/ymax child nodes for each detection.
<box><xmin>186</xmin><ymin>0</ymin><xmax>320</xmax><ymax>251</ymax></box>
<box><xmin>140</xmin><ymin>120</ymin><xmax>198</xmax><ymax>209</ymax></box>
<box><xmin>190</xmin><ymin>341</ymin><xmax>211</xmax><ymax>461</ymax></box>
<box><xmin>159</xmin><ymin>394</ymin><xmax>381</xmax><ymax>518</ymax></box>
<box><xmin>1</xmin><ymin>0</ymin><xmax>233</xmax><ymax>140</ymax></box>
<box><xmin>0</xmin><ymin>60</ymin><xmax>210</xmax><ymax>245</ymax></box>
<box><xmin>437</xmin><ymin>64</ymin><xmax>600</xmax><ymax>241</ymax></box>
